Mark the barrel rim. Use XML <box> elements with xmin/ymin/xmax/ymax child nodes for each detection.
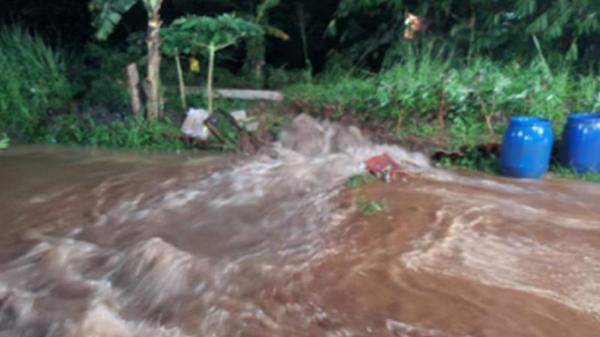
<box><xmin>509</xmin><ymin>116</ymin><xmax>552</xmax><ymax>126</ymax></box>
<box><xmin>567</xmin><ymin>112</ymin><xmax>600</xmax><ymax>124</ymax></box>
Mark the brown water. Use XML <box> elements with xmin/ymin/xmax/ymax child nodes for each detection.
<box><xmin>1</xmin><ymin>121</ymin><xmax>599</xmax><ymax>336</ymax></box>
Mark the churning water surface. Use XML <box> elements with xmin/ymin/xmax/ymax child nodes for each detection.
<box><xmin>0</xmin><ymin>115</ymin><xmax>599</xmax><ymax>337</ymax></box>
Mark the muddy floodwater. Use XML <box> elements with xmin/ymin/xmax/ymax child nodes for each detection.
<box><xmin>1</xmin><ymin>141</ymin><xmax>599</xmax><ymax>336</ymax></box>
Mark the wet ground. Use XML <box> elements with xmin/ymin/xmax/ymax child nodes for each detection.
<box><xmin>0</xmin><ymin>138</ymin><xmax>599</xmax><ymax>336</ymax></box>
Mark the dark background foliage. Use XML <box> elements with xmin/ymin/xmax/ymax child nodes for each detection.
<box><xmin>4</xmin><ymin>0</ymin><xmax>598</xmax><ymax>72</ymax></box>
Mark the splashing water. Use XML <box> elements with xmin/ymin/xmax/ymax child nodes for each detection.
<box><xmin>0</xmin><ymin>114</ymin><xmax>599</xmax><ymax>337</ymax></box>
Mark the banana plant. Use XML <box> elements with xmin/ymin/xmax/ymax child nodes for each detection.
<box><xmin>241</xmin><ymin>0</ymin><xmax>289</xmax><ymax>88</ymax></box>
<box><xmin>89</xmin><ymin>0</ymin><xmax>164</xmax><ymax>120</ymax></box>
<box><xmin>164</xmin><ymin>14</ymin><xmax>263</xmax><ymax>112</ymax></box>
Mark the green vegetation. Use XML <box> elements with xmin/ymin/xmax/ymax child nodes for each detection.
<box><xmin>286</xmin><ymin>39</ymin><xmax>599</xmax><ymax>181</ymax></box>
<box><xmin>356</xmin><ymin>197</ymin><xmax>385</xmax><ymax>216</ymax></box>
<box><xmin>346</xmin><ymin>174</ymin><xmax>375</xmax><ymax>188</ymax></box>
<box><xmin>287</xmin><ymin>46</ymin><xmax>600</xmax><ymax>152</ymax></box>
<box><xmin>32</xmin><ymin>116</ymin><xmax>191</xmax><ymax>151</ymax></box>
<box><xmin>0</xmin><ymin>26</ymin><xmax>72</xmax><ymax>137</ymax></box>
<box><xmin>90</xmin><ymin>0</ymin><xmax>165</xmax><ymax>120</ymax></box>
<box><xmin>70</xmin><ymin>43</ymin><xmax>142</xmax><ymax>108</ymax></box>
<box><xmin>241</xmin><ymin>0</ymin><xmax>288</xmax><ymax>88</ymax></box>
<box><xmin>162</xmin><ymin>14</ymin><xmax>263</xmax><ymax>112</ymax></box>
<box><xmin>437</xmin><ymin>147</ymin><xmax>600</xmax><ymax>182</ymax></box>
<box><xmin>548</xmin><ymin>166</ymin><xmax>600</xmax><ymax>183</ymax></box>
<box><xmin>328</xmin><ymin>0</ymin><xmax>600</xmax><ymax>69</ymax></box>
<box><xmin>0</xmin><ymin>133</ymin><xmax>9</xmax><ymax>150</ymax></box>
<box><xmin>2</xmin><ymin>1</ymin><xmax>599</xmax><ymax>181</ymax></box>
<box><xmin>437</xmin><ymin>150</ymin><xmax>499</xmax><ymax>174</ymax></box>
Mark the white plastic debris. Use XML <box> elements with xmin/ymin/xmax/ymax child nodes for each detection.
<box><xmin>245</xmin><ymin>121</ymin><xmax>260</xmax><ymax>132</ymax></box>
<box><xmin>230</xmin><ymin>110</ymin><xmax>260</xmax><ymax>132</ymax></box>
<box><xmin>181</xmin><ymin>108</ymin><xmax>210</xmax><ymax>140</ymax></box>
<box><xmin>230</xmin><ymin>110</ymin><xmax>248</xmax><ymax>121</ymax></box>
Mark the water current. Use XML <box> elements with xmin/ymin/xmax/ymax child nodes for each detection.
<box><xmin>0</xmin><ymin>115</ymin><xmax>599</xmax><ymax>337</ymax></box>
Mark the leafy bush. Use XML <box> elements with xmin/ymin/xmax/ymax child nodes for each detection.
<box><xmin>289</xmin><ymin>50</ymin><xmax>599</xmax><ymax>151</ymax></box>
<box><xmin>0</xmin><ymin>26</ymin><xmax>72</xmax><ymax>136</ymax></box>
<box><xmin>70</xmin><ymin>43</ymin><xmax>142</xmax><ymax>108</ymax></box>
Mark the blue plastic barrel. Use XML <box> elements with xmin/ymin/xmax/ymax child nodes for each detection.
<box><xmin>500</xmin><ymin>116</ymin><xmax>554</xmax><ymax>179</ymax></box>
<box><xmin>560</xmin><ymin>113</ymin><xmax>600</xmax><ymax>173</ymax></box>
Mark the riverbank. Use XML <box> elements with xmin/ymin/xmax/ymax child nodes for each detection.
<box><xmin>2</xmin><ymin>25</ymin><xmax>598</xmax><ymax>181</ymax></box>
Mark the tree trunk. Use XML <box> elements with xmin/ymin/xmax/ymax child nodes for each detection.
<box><xmin>145</xmin><ymin>4</ymin><xmax>162</xmax><ymax>120</ymax></box>
<box><xmin>126</xmin><ymin>63</ymin><xmax>142</xmax><ymax>116</ymax></box>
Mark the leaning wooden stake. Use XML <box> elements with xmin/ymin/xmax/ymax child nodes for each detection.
<box><xmin>126</xmin><ymin>63</ymin><xmax>142</xmax><ymax>116</ymax></box>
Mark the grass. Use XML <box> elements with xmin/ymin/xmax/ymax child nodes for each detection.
<box><xmin>287</xmin><ymin>46</ymin><xmax>599</xmax><ymax>151</ymax></box>
<box><xmin>438</xmin><ymin>149</ymin><xmax>600</xmax><ymax>183</ymax></box>
<box><xmin>548</xmin><ymin>166</ymin><xmax>600</xmax><ymax>183</ymax></box>
<box><xmin>284</xmin><ymin>42</ymin><xmax>599</xmax><ymax>183</ymax></box>
<box><xmin>436</xmin><ymin>150</ymin><xmax>499</xmax><ymax>174</ymax></box>
<box><xmin>0</xmin><ymin>25</ymin><xmax>72</xmax><ymax>137</ymax></box>
<box><xmin>32</xmin><ymin>115</ymin><xmax>193</xmax><ymax>152</ymax></box>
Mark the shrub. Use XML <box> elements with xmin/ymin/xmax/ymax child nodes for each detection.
<box><xmin>0</xmin><ymin>26</ymin><xmax>72</xmax><ymax>136</ymax></box>
<box><xmin>70</xmin><ymin>43</ymin><xmax>141</xmax><ymax>108</ymax></box>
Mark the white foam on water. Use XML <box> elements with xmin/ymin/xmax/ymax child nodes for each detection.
<box><xmin>386</xmin><ymin>319</ymin><xmax>472</xmax><ymax>337</ymax></box>
<box><xmin>3</xmin><ymin>114</ymin><xmax>600</xmax><ymax>336</ymax></box>
<box><xmin>402</xmin><ymin>192</ymin><xmax>600</xmax><ymax>317</ymax></box>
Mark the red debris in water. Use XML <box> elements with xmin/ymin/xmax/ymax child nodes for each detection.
<box><xmin>365</xmin><ymin>153</ymin><xmax>401</xmax><ymax>176</ymax></box>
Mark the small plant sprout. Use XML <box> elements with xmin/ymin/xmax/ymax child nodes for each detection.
<box><xmin>357</xmin><ymin>197</ymin><xmax>385</xmax><ymax>216</ymax></box>
<box><xmin>345</xmin><ymin>174</ymin><xmax>375</xmax><ymax>188</ymax></box>
<box><xmin>0</xmin><ymin>133</ymin><xmax>9</xmax><ymax>150</ymax></box>
<box><xmin>162</xmin><ymin>14</ymin><xmax>263</xmax><ymax>112</ymax></box>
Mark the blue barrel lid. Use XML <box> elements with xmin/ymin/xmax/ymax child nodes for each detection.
<box><xmin>509</xmin><ymin>116</ymin><xmax>552</xmax><ymax>126</ymax></box>
<box><xmin>567</xmin><ymin>112</ymin><xmax>600</xmax><ymax>124</ymax></box>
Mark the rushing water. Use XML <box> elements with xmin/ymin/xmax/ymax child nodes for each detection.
<box><xmin>0</xmin><ymin>115</ymin><xmax>599</xmax><ymax>337</ymax></box>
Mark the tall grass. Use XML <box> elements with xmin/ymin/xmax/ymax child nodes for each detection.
<box><xmin>34</xmin><ymin>115</ymin><xmax>191</xmax><ymax>151</ymax></box>
<box><xmin>287</xmin><ymin>41</ymin><xmax>600</xmax><ymax>149</ymax></box>
<box><xmin>0</xmin><ymin>26</ymin><xmax>72</xmax><ymax>136</ymax></box>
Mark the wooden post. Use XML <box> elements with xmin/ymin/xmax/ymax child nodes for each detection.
<box><xmin>126</xmin><ymin>63</ymin><xmax>142</xmax><ymax>116</ymax></box>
